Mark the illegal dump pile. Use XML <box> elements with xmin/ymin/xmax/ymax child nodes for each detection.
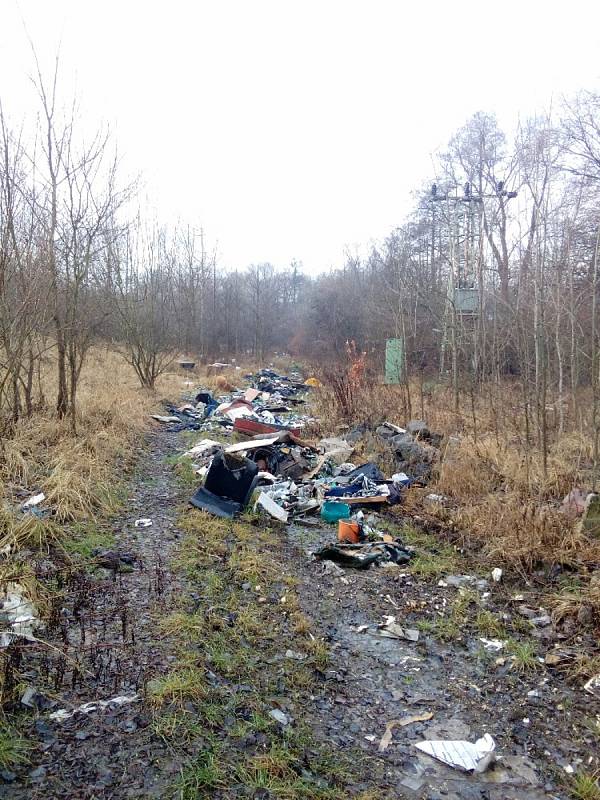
<box><xmin>152</xmin><ymin>367</ymin><xmax>314</xmax><ymax>434</ymax></box>
<box><xmin>157</xmin><ymin>367</ymin><xmax>444</xmax><ymax>569</ymax></box>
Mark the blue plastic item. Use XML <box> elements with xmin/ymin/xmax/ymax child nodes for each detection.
<box><xmin>320</xmin><ymin>501</ymin><xmax>351</xmax><ymax>523</ymax></box>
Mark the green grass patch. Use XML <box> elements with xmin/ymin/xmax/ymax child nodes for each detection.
<box><xmin>475</xmin><ymin>608</ymin><xmax>507</xmax><ymax>639</ymax></box>
<box><xmin>63</xmin><ymin>521</ymin><xmax>115</xmax><ymax>560</ymax></box>
<box><xmin>570</xmin><ymin>773</ymin><xmax>600</xmax><ymax>800</ymax></box>
<box><xmin>506</xmin><ymin>639</ymin><xmax>539</xmax><ymax>672</ymax></box>
<box><xmin>0</xmin><ymin>720</ymin><xmax>31</xmax><ymax>770</ymax></box>
<box><xmin>147</xmin><ymin>665</ymin><xmax>207</xmax><ymax>708</ymax></box>
<box><xmin>177</xmin><ymin>740</ymin><xmax>225</xmax><ymax>798</ymax></box>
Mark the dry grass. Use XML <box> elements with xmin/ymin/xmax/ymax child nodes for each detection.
<box><xmin>0</xmin><ymin>348</ymin><xmax>189</xmax><ymax>534</ymax></box>
<box><xmin>312</xmin><ymin>367</ymin><xmax>600</xmax><ymax>574</ymax></box>
<box><xmin>0</xmin><ymin>347</ymin><xmax>201</xmax><ymax>707</ymax></box>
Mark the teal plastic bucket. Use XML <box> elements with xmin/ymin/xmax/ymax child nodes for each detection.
<box><xmin>320</xmin><ymin>501</ymin><xmax>351</xmax><ymax>523</ymax></box>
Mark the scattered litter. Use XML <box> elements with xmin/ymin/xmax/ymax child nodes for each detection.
<box><xmin>529</xmin><ymin>614</ymin><xmax>552</xmax><ymax>628</ymax></box>
<box><xmin>379</xmin><ymin>712</ymin><xmax>433</xmax><ymax>751</ymax></box>
<box><xmin>134</xmin><ymin>518</ymin><xmax>152</xmax><ymax>528</ymax></box>
<box><xmin>184</xmin><ymin>439</ymin><xmax>223</xmax><ymax>458</ymax></box>
<box><xmin>491</xmin><ymin>568</ymin><xmax>503</xmax><ymax>582</ymax></box>
<box><xmin>21</xmin><ymin>493</ymin><xmax>45</xmax><ymax>510</ymax></box>
<box><xmin>444</xmin><ymin>575</ymin><xmax>489</xmax><ymax>591</ymax></box>
<box><xmin>479</xmin><ymin>638</ymin><xmax>505</xmax><ymax>651</ymax></box>
<box><xmin>151</xmin><ymin>414</ymin><xmax>181</xmax><ymax>424</ymax></box>
<box><xmin>268</xmin><ymin>709</ymin><xmax>289</xmax><ymax>726</ymax></box>
<box><xmin>315</xmin><ymin>541</ymin><xmax>412</xmax><ymax>570</ymax></box>
<box><xmin>415</xmin><ymin>732</ymin><xmax>496</xmax><ymax>773</ymax></box>
<box><xmin>561</xmin><ymin>488</ymin><xmax>589</xmax><ymax>518</ymax></box>
<box><xmin>320</xmin><ymin>561</ymin><xmax>345</xmax><ymax>577</ymax></box>
<box><xmin>49</xmin><ymin>694</ymin><xmax>139</xmax><ymax>722</ymax></box>
<box><xmin>424</xmin><ymin>493</ymin><xmax>445</xmax><ymax>504</ymax></box>
<box><xmin>377</xmin><ymin>615</ymin><xmax>419</xmax><ymax>642</ymax></box>
<box><xmin>20</xmin><ymin>685</ymin><xmax>40</xmax><ymax>708</ymax></box>
<box><xmin>578</xmin><ymin>492</ymin><xmax>600</xmax><ymax>535</ymax></box>
<box><xmin>0</xmin><ymin>583</ymin><xmax>40</xmax><ymax>648</ymax></box>
<box><xmin>284</xmin><ymin>649</ymin><xmax>306</xmax><ymax>661</ymax></box>
<box><xmin>255</xmin><ymin>492</ymin><xmax>289</xmax><ymax>523</ymax></box>
<box><xmin>584</xmin><ymin>674</ymin><xmax>600</xmax><ymax>697</ymax></box>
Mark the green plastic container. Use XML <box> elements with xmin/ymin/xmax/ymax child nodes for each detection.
<box><xmin>320</xmin><ymin>501</ymin><xmax>351</xmax><ymax>523</ymax></box>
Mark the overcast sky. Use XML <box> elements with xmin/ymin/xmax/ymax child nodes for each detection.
<box><xmin>1</xmin><ymin>0</ymin><xmax>599</xmax><ymax>273</ymax></box>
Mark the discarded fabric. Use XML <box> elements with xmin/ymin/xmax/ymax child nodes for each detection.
<box><xmin>315</xmin><ymin>541</ymin><xmax>412</xmax><ymax>570</ymax></box>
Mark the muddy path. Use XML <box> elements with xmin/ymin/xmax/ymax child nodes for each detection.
<box><xmin>4</xmin><ymin>423</ymin><xmax>598</xmax><ymax>799</ymax></box>
<box><xmin>286</xmin><ymin>521</ymin><xmax>593</xmax><ymax>799</ymax></box>
<box><xmin>3</xmin><ymin>428</ymin><xmax>187</xmax><ymax>799</ymax></box>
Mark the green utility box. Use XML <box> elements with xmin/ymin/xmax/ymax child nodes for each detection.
<box><xmin>385</xmin><ymin>338</ymin><xmax>405</xmax><ymax>384</ymax></box>
<box><xmin>454</xmin><ymin>288</ymin><xmax>479</xmax><ymax>315</ymax></box>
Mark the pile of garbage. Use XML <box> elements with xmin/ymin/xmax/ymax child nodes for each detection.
<box><xmin>176</xmin><ymin>370</ymin><xmax>445</xmax><ymax>552</ymax></box>
<box><xmin>151</xmin><ymin>368</ymin><xmax>316</xmax><ymax>435</ymax></box>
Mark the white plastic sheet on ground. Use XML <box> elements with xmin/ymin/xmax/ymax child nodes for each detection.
<box><xmin>21</xmin><ymin>493</ymin><xmax>45</xmax><ymax>509</ymax></box>
<box><xmin>255</xmin><ymin>492</ymin><xmax>289</xmax><ymax>523</ymax></box>
<box><xmin>49</xmin><ymin>694</ymin><xmax>139</xmax><ymax>722</ymax></box>
<box><xmin>0</xmin><ymin>583</ymin><xmax>40</xmax><ymax>648</ymax></box>
<box><xmin>415</xmin><ymin>733</ymin><xmax>496</xmax><ymax>772</ymax></box>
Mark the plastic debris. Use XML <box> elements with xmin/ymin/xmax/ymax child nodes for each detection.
<box><xmin>491</xmin><ymin>567</ymin><xmax>503</xmax><ymax>582</ymax></box>
<box><xmin>584</xmin><ymin>673</ymin><xmax>600</xmax><ymax>697</ymax></box>
<box><xmin>378</xmin><ymin>615</ymin><xmax>419</xmax><ymax>642</ymax></box>
<box><xmin>424</xmin><ymin>493</ymin><xmax>446</xmax><ymax>504</ymax></box>
<box><xmin>134</xmin><ymin>518</ymin><xmax>152</xmax><ymax>528</ymax></box>
<box><xmin>378</xmin><ymin>712</ymin><xmax>433</xmax><ymax>751</ymax></box>
<box><xmin>415</xmin><ymin>732</ymin><xmax>496</xmax><ymax>772</ymax></box>
<box><xmin>255</xmin><ymin>492</ymin><xmax>289</xmax><ymax>523</ymax></box>
<box><xmin>49</xmin><ymin>694</ymin><xmax>139</xmax><ymax>722</ymax></box>
<box><xmin>189</xmin><ymin>451</ymin><xmax>259</xmax><ymax>518</ymax></box>
<box><xmin>184</xmin><ymin>439</ymin><xmax>223</xmax><ymax>458</ymax></box>
<box><xmin>561</xmin><ymin>488</ymin><xmax>588</xmax><ymax>518</ymax></box>
<box><xmin>0</xmin><ymin>584</ymin><xmax>40</xmax><ymax>648</ymax></box>
<box><xmin>268</xmin><ymin>709</ymin><xmax>289</xmax><ymax>725</ymax></box>
<box><xmin>479</xmin><ymin>638</ymin><xmax>505</xmax><ymax>651</ymax></box>
<box><xmin>21</xmin><ymin>493</ymin><xmax>45</xmax><ymax>509</ymax></box>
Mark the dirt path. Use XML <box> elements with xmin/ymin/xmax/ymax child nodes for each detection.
<box><xmin>286</xmin><ymin>523</ymin><xmax>568</xmax><ymax>799</ymax></box>
<box><xmin>4</xmin><ymin>424</ymin><xmax>598</xmax><ymax>799</ymax></box>
<box><xmin>3</xmin><ymin>428</ymin><xmax>187</xmax><ymax>799</ymax></box>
